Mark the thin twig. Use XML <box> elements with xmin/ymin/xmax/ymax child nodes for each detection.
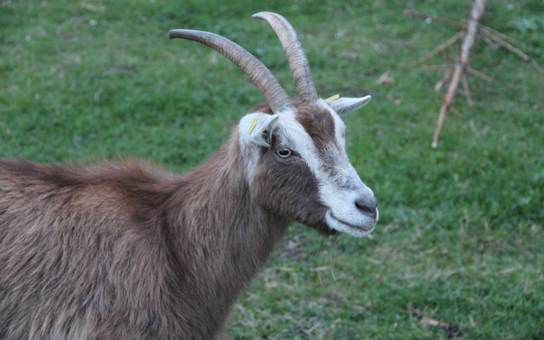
<box><xmin>467</xmin><ymin>66</ymin><xmax>494</xmax><ymax>82</ymax></box>
<box><xmin>481</xmin><ymin>29</ymin><xmax>544</xmax><ymax>74</ymax></box>
<box><xmin>480</xmin><ymin>25</ymin><xmax>518</xmax><ymax>46</ymax></box>
<box><xmin>482</xmin><ymin>33</ymin><xmax>499</xmax><ymax>49</ymax></box>
<box><xmin>421</xmin><ymin>32</ymin><xmax>464</xmax><ymax>62</ymax></box>
<box><xmin>482</xmin><ymin>30</ymin><xmax>530</xmax><ymax>62</ymax></box>
<box><xmin>461</xmin><ymin>74</ymin><xmax>473</xmax><ymax>106</ymax></box>
<box><xmin>450</xmin><ymin>106</ymin><xmax>463</xmax><ymax>117</ymax></box>
<box><xmin>435</xmin><ymin>67</ymin><xmax>453</xmax><ymax>92</ymax></box>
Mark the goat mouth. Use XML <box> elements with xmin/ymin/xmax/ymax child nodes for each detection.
<box><xmin>331</xmin><ymin>213</ymin><xmax>374</xmax><ymax>231</ymax></box>
<box><xmin>326</xmin><ymin>212</ymin><xmax>375</xmax><ymax>237</ymax></box>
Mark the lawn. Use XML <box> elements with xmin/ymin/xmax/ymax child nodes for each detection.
<box><xmin>1</xmin><ymin>0</ymin><xmax>543</xmax><ymax>338</ymax></box>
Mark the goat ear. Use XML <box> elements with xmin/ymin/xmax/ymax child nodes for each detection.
<box><xmin>239</xmin><ymin>113</ymin><xmax>280</xmax><ymax>148</ymax></box>
<box><xmin>325</xmin><ymin>95</ymin><xmax>371</xmax><ymax>115</ymax></box>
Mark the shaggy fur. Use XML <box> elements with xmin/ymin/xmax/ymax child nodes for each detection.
<box><xmin>0</xmin><ymin>109</ymin><xmax>334</xmax><ymax>339</ymax></box>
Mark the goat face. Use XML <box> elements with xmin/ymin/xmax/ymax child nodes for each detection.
<box><xmin>240</xmin><ymin>96</ymin><xmax>377</xmax><ymax>237</ymax></box>
<box><xmin>170</xmin><ymin>12</ymin><xmax>378</xmax><ymax>237</ymax></box>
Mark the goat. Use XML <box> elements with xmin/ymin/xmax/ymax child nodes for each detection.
<box><xmin>0</xmin><ymin>12</ymin><xmax>378</xmax><ymax>339</ymax></box>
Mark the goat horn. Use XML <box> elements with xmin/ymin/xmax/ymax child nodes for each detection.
<box><xmin>169</xmin><ymin>29</ymin><xmax>292</xmax><ymax>113</ymax></box>
<box><xmin>252</xmin><ymin>12</ymin><xmax>318</xmax><ymax>103</ymax></box>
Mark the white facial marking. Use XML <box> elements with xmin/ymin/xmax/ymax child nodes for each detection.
<box><xmin>313</xmin><ymin>99</ymin><xmax>377</xmax><ymax>236</ymax></box>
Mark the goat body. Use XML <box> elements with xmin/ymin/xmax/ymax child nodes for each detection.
<box><xmin>0</xmin><ymin>136</ymin><xmax>285</xmax><ymax>339</ymax></box>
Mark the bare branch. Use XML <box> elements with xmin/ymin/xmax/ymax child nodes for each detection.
<box><xmin>432</xmin><ymin>0</ymin><xmax>486</xmax><ymax>148</ymax></box>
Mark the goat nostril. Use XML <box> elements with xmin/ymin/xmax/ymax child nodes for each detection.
<box><xmin>355</xmin><ymin>198</ymin><xmax>377</xmax><ymax>218</ymax></box>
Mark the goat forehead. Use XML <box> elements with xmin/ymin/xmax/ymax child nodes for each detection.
<box><xmin>295</xmin><ymin>105</ymin><xmax>337</xmax><ymax>149</ymax></box>
<box><xmin>278</xmin><ymin>106</ymin><xmax>349</xmax><ymax>177</ymax></box>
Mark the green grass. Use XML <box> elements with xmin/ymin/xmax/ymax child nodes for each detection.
<box><xmin>1</xmin><ymin>0</ymin><xmax>543</xmax><ymax>338</ymax></box>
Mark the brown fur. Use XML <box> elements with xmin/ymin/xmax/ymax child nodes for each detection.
<box><xmin>0</xmin><ymin>115</ymin><xmax>334</xmax><ymax>339</ymax></box>
<box><xmin>295</xmin><ymin>103</ymin><xmax>336</xmax><ymax>148</ymax></box>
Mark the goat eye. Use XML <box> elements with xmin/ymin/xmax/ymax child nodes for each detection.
<box><xmin>275</xmin><ymin>148</ymin><xmax>292</xmax><ymax>158</ymax></box>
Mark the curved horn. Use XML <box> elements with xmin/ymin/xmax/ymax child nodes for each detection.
<box><xmin>252</xmin><ymin>12</ymin><xmax>318</xmax><ymax>103</ymax></box>
<box><xmin>169</xmin><ymin>29</ymin><xmax>291</xmax><ymax>113</ymax></box>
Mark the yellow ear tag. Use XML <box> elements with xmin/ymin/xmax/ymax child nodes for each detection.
<box><xmin>326</xmin><ymin>94</ymin><xmax>340</xmax><ymax>102</ymax></box>
<box><xmin>248</xmin><ymin>117</ymin><xmax>257</xmax><ymax>134</ymax></box>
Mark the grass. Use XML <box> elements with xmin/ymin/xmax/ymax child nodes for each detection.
<box><xmin>1</xmin><ymin>0</ymin><xmax>543</xmax><ymax>338</ymax></box>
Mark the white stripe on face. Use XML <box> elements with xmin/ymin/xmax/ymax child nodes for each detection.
<box><xmin>316</xmin><ymin>100</ymin><xmax>377</xmax><ymax>235</ymax></box>
<box><xmin>278</xmin><ymin>102</ymin><xmax>376</xmax><ymax>236</ymax></box>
